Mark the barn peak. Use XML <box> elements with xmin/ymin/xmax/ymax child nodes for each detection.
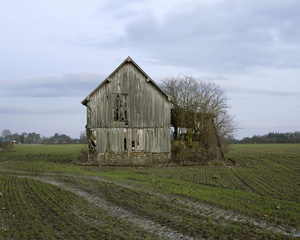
<box><xmin>81</xmin><ymin>56</ymin><xmax>170</xmax><ymax>106</ymax></box>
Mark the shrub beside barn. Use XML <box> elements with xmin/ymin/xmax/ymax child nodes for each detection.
<box><xmin>0</xmin><ymin>137</ymin><xmax>14</xmax><ymax>152</ymax></box>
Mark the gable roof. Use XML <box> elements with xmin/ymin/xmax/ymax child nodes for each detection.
<box><xmin>81</xmin><ymin>56</ymin><xmax>170</xmax><ymax>106</ymax></box>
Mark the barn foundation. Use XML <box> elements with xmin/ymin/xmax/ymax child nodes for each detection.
<box><xmin>89</xmin><ymin>152</ymin><xmax>170</xmax><ymax>165</ymax></box>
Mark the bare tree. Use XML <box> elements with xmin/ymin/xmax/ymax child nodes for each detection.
<box><xmin>161</xmin><ymin>74</ymin><xmax>239</xmax><ymax>161</ymax></box>
<box><xmin>1</xmin><ymin>129</ymin><xmax>12</xmax><ymax>137</ymax></box>
<box><xmin>79</xmin><ymin>131</ymin><xmax>87</xmax><ymax>144</ymax></box>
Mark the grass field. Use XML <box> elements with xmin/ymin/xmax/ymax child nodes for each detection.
<box><xmin>0</xmin><ymin>144</ymin><xmax>299</xmax><ymax>239</ymax></box>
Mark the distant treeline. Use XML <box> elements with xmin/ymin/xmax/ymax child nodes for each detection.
<box><xmin>236</xmin><ymin>131</ymin><xmax>300</xmax><ymax>144</ymax></box>
<box><xmin>2</xmin><ymin>129</ymin><xmax>300</xmax><ymax>145</ymax></box>
<box><xmin>1</xmin><ymin>129</ymin><xmax>87</xmax><ymax>144</ymax></box>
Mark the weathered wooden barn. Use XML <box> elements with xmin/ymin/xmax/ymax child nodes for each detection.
<box><xmin>81</xmin><ymin>57</ymin><xmax>171</xmax><ymax>165</ymax></box>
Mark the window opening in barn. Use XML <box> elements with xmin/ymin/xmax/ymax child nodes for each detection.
<box><xmin>124</xmin><ymin>102</ymin><xmax>128</xmax><ymax>121</ymax></box>
<box><xmin>123</xmin><ymin>129</ymin><xmax>127</xmax><ymax>151</ymax></box>
<box><xmin>114</xmin><ymin>94</ymin><xmax>128</xmax><ymax>123</ymax></box>
<box><xmin>114</xmin><ymin>95</ymin><xmax>120</xmax><ymax>121</ymax></box>
<box><xmin>88</xmin><ymin>129</ymin><xmax>97</xmax><ymax>153</ymax></box>
<box><xmin>116</xmin><ymin>107</ymin><xmax>119</xmax><ymax>121</ymax></box>
<box><xmin>121</xmin><ymin>105</ymin><xmax>126</xmax><ymax>121</ymax></box>
<box><xmin>132</xmin><ymin>129</ymin><xmax>135</xmax><ymax>151</ymax></box>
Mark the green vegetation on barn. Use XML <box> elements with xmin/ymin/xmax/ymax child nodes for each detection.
<box><xmin>0</xmin><ymin>144</ymin><xmax>299</xmax><ymax>239</ymax></box>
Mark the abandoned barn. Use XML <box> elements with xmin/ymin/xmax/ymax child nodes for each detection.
<box><xmin>82</xmin><ymin>57</ymin><xmax>171</xmax><ymax>165</ymax></box>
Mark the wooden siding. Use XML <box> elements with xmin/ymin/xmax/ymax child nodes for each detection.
<box><xmin>92</xmin><ymin>127</ymin><xmax>170</xmax><ymax>153</ymax></box>
<box><xmin>86</xmin><ymin>62</ymin><xmax>170</xmax><ymax>129</ymax></box>
<box><xmin>84</xmin><ymin>58</ymin><xmax>171</xmax><ymax>163</ymax></box>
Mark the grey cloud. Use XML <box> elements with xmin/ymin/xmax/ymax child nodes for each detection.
<box><xmin>97</xmin><ymin>0</ymin><xmax>145</xmax><ymax>21</ymax></box>
<box><xmin>96</xmin><ymin>0</ymin><xmax>300</xmax><ymax>73</ymax></box>
<box><xmin>0</xmin><ymin>105</ymin><xmax>38</xmax><ymax>114</ymax></box>
<box><xmin>0</xmin><ymin>103</ymin><xmax>83</xmax><ymax>115</ymax></box>
<box><xmin>227</xmin><ymin>86</ymin><xmax>300</xmax><ymax>97</ymax></box>
<box><xmin>1</xmin><ymin>71</ymin><xmax>107</xmax><ymax>98</ymax></box>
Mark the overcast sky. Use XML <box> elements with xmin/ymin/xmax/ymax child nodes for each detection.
<box><xmin>1</xmin><ymin>0</ymin><xmax>299</xmax><ymax>139</ymax></box>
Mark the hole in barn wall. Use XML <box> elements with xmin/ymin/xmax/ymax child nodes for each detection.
<box><xmin>124</xmin><ymin>129</ymin><xmax>127</xmax><ymax>151</ymax></box>
<box><xmin>88</xmin><ymin>129</ymin><xmax>97</xmax><ymax>153</ymax></box>
<box><xmin>114</xmin><ymin>94</ymin><xmax>128</xmax><ymax>123</ymax></box>
<box><xmin>132</xmin><ymin>128</ymin><xmax>135</xmax><ymax>151</ymax></box>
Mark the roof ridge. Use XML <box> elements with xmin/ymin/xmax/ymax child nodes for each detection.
<box><xmin>81</xmin><ymin>57</ymin><xmax>170</xmax><ymax>106</ymax></box>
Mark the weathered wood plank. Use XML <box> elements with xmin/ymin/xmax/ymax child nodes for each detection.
<box><xmin>84</xmin><ymin>58</ymin><xmax>171</xmax><ymax>163</ymax></box>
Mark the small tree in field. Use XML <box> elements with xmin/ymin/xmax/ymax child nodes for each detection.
<box><xmin>161</xmin><ymin>74</ymin><xmax>239</xmax><ymax>162</ymax></box>
<box><xmin>1</xmin><ymin>129</ymin><xmax>12</xmax><ymax>137</ymax></box>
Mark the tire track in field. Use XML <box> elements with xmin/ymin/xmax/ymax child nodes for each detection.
<box><xmin>25</xmin><ymin>176</ymin><xmax>195</xmax><ymax>240</ymax></box>
<box><xmin>230</xmin><ymin>169</ymin><xmax>262</xmax><ymax>195</ymax></box>
<box><xmin>76</xmin><ymin>174</ymin><xmax>300</xmax><ymax>238</ymax></box>
<box><xmin>4</xmin><ymin>170</ymin><xmax>300</xmax><ymax>238</ymax></box>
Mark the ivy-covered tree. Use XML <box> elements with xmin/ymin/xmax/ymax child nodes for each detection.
<box><xmin>161</xmin><ymin>74</ymin><xmax>239</xmax><ymax>161</ymax></box>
